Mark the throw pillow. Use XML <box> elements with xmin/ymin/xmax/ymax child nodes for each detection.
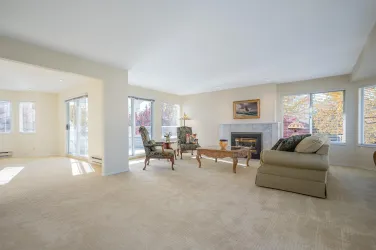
<box><xmin>190</xmin><ymin>135</ymin><xmax>196</xmax><ymax>144</ymax></box>
<box><xmin>295</xmin><ymin>135</ymin><xmax>326</xmax><ymax>153</ymax></box>
<box><xmin>271</xmin><ymin>138</ymin><xmax>285</xmax><ymax>150</ymax></box>
<box><xmin>278</xmin><ymin>134</ymin><xmax>311</xmax><ymax>152</ymax></box>
<box><xmin>148</xmin><ymin>140</ymin><xmax>156</xmax><ymax>151</ymax></box>
<box><xmin>186</xmin><ymin>134</ymin><xmax>191</xmax><ymax>143</ymax></box>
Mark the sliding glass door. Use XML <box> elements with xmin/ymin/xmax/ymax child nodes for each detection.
<box><xmin>128</xmin><ymin>97</ymin><xmax>153</xmax><ymax>156</ymax></box>
<box><xmin>66</xmin><ymin>96</ymin><xmax>88</xmax><ymax>157</ymax></box>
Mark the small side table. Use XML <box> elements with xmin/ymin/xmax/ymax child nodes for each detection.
<box><xmin>163</xmin><ymin>142</ymin><xmax>177</xmax><ymax>160</ymax></box>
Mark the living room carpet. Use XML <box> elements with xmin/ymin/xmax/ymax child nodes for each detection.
<box><xmin>1</xmin><ymin>156</ymin><xmax>376</xmax><ymax>250</ymax></box>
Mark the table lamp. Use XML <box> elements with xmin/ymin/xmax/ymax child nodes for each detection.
<box><xmin>180</xmin><ymin>112</ymin><xmax>191</xmax><ymax>126</ymax></box>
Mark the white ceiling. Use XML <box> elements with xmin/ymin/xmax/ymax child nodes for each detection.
<box><xmin>0</xmin><ymin>59</ymin><xmax>94</xmax><ymax>93</ymax></box>
<box><xmin>0</xmin><ymin>0</ymin><xmax>376</xmax><ymax>95</ymax></box>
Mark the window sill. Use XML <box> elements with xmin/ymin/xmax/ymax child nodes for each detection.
<box><xmin>358</xmin><ymin>144</ymin><xmax>376</xmax><ymax>148</ymax></box>
<box><xmin>20</xmin><ymin>132</ymin><xmax>36</xmax><ymax>134</ymax></box>
<box><xmin>330</xmin><ymin>142</ymin><xmax>346</xmax><ymax>146</ymax></box>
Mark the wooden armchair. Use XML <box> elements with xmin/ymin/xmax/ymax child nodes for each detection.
<box><xmin>139</xmin><ymin>126</ymin><xmax>175</xmax><ymax>170</ymax></box>
<box><xmin>177</xmin><ymin>126</ymin><xmax>200</xmax><ymax>159</ymax></box>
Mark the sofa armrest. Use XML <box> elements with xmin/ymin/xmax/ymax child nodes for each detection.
<box><xmin>261</xmin><ymin>150</ymin><xmax>329</xmax><ymax>171</ymax></box>
<box><xmin>316</xmin><ymin>144</ymin><xmax>329</xmax><ymax>155</ymax></box>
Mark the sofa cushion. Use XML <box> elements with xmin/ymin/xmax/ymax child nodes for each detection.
<box><xmin>295</xmin><ymin>135</ymin><xmax>326</xmax><ymax>153</ymax></box>
<box><xmin>278</xmin><ymin>134</ymin><xmax>311</xmax><ymax>152</ymax></box>
<box><xmin>271</xmin><ymin>138</ymin><xmax>285</xmax><ymax>150</ymax></box>
<box><xmin>261</xmin><ymin>149</ymin><xmax>329</xmax><ymax>171</ymax></box>
<box><xmin>150</xmin><ymin>149</ymin><xmax>174</xmax><ymax>158</ymax></box>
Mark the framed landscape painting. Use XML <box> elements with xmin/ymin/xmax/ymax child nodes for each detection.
<box><xmin>233</xmin><ymin>99</ymin><xmax>260</xmax><ymax>119</ymax></box>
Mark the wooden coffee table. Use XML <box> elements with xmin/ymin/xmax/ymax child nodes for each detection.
<box><xmin>196</xmin><ymin>146</ymin><xmax>256</xmax><ymax>173</ymax></box>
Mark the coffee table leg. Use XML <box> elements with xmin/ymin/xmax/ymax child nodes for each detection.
<box><xmin>232</xmin><ymin>158</ymin><xmax>238</xmax><ymax>173</ymax></box>
<box><xmin>196</xmin><ymin>154</ymin><xmax>201</xmax><ymax>168</ymax></box>
<box><xmin>215</xmin><ymin>158</ymin><xmax>217</xmax><ymax>163</ymax></box>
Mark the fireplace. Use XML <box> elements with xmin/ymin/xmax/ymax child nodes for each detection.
<box><xmin>231</xmin><ymin>132</ymin><xmax>262</xmax><ymax>159</ymax></box>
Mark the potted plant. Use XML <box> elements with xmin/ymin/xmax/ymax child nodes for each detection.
<box><xmin>164</xmin><ymin>132</ymin><xmax>172</xmax><ymax>142</ymax></box>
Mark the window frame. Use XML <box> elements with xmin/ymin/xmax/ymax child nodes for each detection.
<box><xmin>0</xmin><ymin>100</ymin><xmax>12</xmax><ymax>134</ymax></box>
<box><xmin>359</xmin><ymin>84</ymin><xmax>376</xmax><ymax>147</ymax></box>
<box><xmin>19</xmin><ymin>101</ymin><xmax>36</xmax><ymax>134</ymax></box>
<box><xmin>128</xmin><ymin>96</ymin><xmax>154</xmax><ymax>156</ymax></box>
<box><xmin>161</xmin><ymin>102</ymin><xmax>180</xmax><ymax>140</ymax></box>
<box><xmin>282</xmin><ymin>90</ymin><xmax>346</xmax><ymax>144</ymax></box>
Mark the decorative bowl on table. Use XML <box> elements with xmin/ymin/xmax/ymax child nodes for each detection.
<box><xmin>219</xmin><ymin>139</ymin><xmax>228</xmax><ymax>150</ymax></box>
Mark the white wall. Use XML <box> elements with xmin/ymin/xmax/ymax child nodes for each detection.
<box><xmin>352</xmin><ymin>23</ymin><xmax>376</xmax><ymax>81</ymax></box>
<box><xmin>58</xmin><ymin>80</ymin><xmax>103</xmax><ymax>158</ymax></box>
<box><xmin>0</xmin><ymin>36</ymin><xmax>129</xmax><ymax>175</ymax></box>
<box><xmin>182</xmin><ymin>84</ymin><xmax>278</xmax><ymax>146</ymax></box>
<box><xmin>0</xmin><ymin>90</ymin><xmax>59</xmax><ymax>157</ymax></box>
<box><xmin>183</xmin><ymin>75</ymin><xmax>376</xmax><ymax>169</ymax></box>
<box><xmin>128</xmin><ymin>85</ymin><xmax>183</xmax><ymax>140</ymax></box>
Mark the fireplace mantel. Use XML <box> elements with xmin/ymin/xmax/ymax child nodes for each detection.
<box><xmin>219</xmin><ymin>123</ymin><xmax>281</xmax><ymax>150</ymax></box>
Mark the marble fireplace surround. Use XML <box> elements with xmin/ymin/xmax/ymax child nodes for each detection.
<box><xmin>219</xmin><ymin>123</ymin><xmax>281</xmax><ymax>150</ymax></box>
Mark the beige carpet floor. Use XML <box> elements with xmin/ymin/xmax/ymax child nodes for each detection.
<box><xmin>1</xmin><ymin>156</ymin><xmax>376</xmax><ymax>250</ymax></box>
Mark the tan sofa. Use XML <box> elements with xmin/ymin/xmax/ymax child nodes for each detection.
<box><xmin>255</xmin><ymin>142</ymin><xmax>329</xmax><ymax>198</ymax></box>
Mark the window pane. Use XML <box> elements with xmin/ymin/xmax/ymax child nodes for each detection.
<box><xmin>128</xmin><ymin>98</ymin><xmax>132</xmax><ymax>156</ymax></box>
<box><xmin>19</xmin><ymin>102</ymin><xmax>36</xmax><ymax>133</ymax></box>
<box><xmin>134</xmin><ymin>99</ymin><xmax>152</xmax><ymax>155</ymax></box>
<box><xmin>78</xmin><ymin>97</ymin><xmax>88</xmax><ymax>156</ymax></box>
<box><xmin>282</xmin><ymin>95</ymin><xmax>310</xmax><ymax>138</ymax></box>
<box><xmin>161</xmin><ymin>103</ymin><xmax>180</xmax><ymax>138</ymax></box>
<box><xmin>312</xmin><ymin>91</ymin><xmax>344</xmax><ymax>142</ymax></box>
<box><xmin>0</xmin><ymin>101</ymin><xmax>11</xmax><ymax>133</ymax></box>
<box><xmin>363</xmin><ymin>85</ymin><xmax>376</xmax><ymax>145</ymax></box>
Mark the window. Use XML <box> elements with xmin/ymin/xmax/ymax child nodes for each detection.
<box><xmin>19</xmin><ymin>102</ymin><xmax>36</xmax><ymax>133</ymax></box>
<box><xmin>66</xmin><ymin>96</ymin><xmax>88</xmax><ymax>156</ymax></box>
<box><xmin>161</xmin><ymin>103</ymin><xmax>180</xmax><ymax>139</ymax></box>
<box><xmin>128</xmin><ymin>97</ymin><xmax>154</xmax><ymax>156</ymax></box>
<box><xmin>0</xmin><ymin>101</ymin><xmax>11</xmax><ymax>133</ymax></box>
<box><xmin>360</xmin><ymin>85</ymin><xmax>376</xmax><ymax>145</ymax></box>
<box><xmin>283</xmin><ymin>91</ymin><xmax>345</xmax><ymax>142</ymax></box>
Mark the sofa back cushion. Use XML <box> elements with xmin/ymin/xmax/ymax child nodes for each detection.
<box><xmin>278</xmin><ymin>134</ymin><xmax>311</xmax><ymax>152</ymax></box>
<box><xmin>177</xmin><ymin>126</ymin><xmax>192</xmax><ymax>144</ymax></box>
<box><xmin>295</xmin><ymin>135</ymin><xmax>326</xmax><ymax>153</ymax></box>
<box><xmin>271</xmin><ymin>138</ymin><xmax>285</xmax><ymax>150</ymax></box>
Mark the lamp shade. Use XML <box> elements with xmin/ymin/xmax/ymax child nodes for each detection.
<box><xmin>180</xmin><ymin>112</ymin><xmax>191</xmax><ymax>121</ymax></box>
<box><xmin>180</xmin><ymin>112</ymin><xmax>191</xmax><ymax>126</ymax></box>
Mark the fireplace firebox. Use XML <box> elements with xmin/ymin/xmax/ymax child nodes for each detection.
<box><xmin>231</xmin><ymin>132</ymin><xmax>262</xmax><ymax>159</ymax></box>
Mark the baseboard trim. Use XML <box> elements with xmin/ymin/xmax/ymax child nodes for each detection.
<box><xmin>102</xmin><ymin>169</ymin><xmax>129</xmax><ymax>176</ymax></box>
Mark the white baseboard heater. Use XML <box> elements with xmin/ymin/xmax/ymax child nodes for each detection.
<box><xmin>89</xmin><ymin>155</ymin><xmax>102</xmax><ymax>165</ymax></box>
<box><xmin>0</xmin><ymin>151</ymin><xmax>13</xmax><ymax>157</ymax></box>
